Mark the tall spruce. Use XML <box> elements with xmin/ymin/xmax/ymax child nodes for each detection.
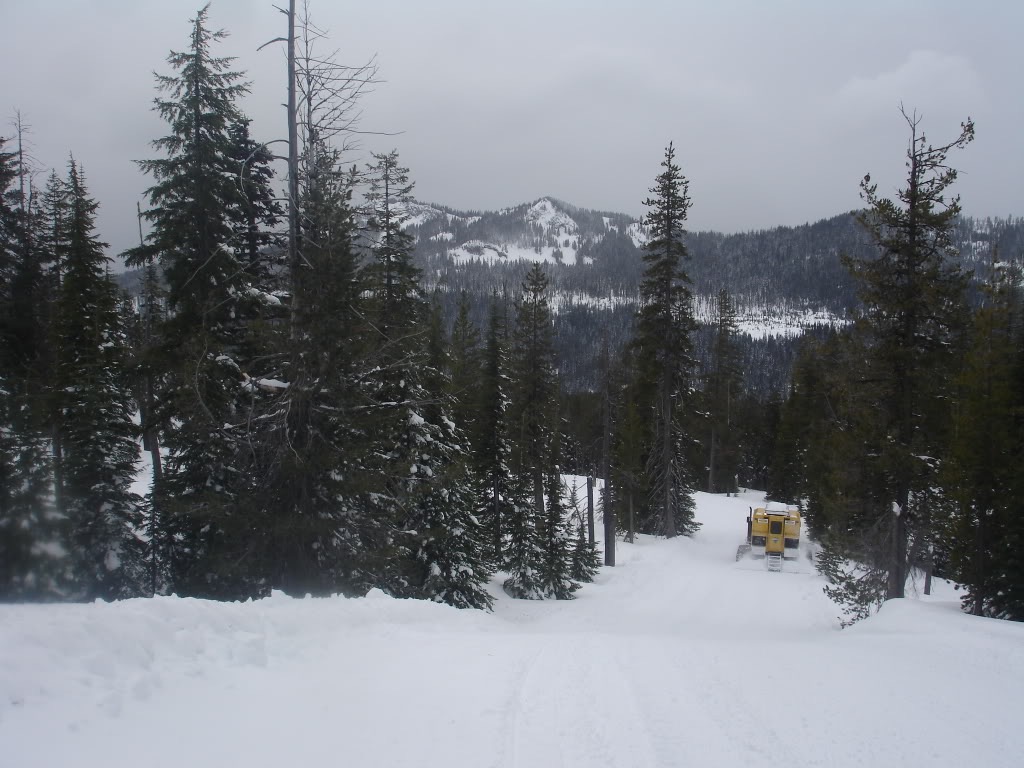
<box><xmin>52</xmin><ymin>162</ymin><xmax>144</xmax><ymax>600</ymax></box>
<box><xmin>474</xmin><ymin>292</ymin><xmax>518</xmax><ymax>566</ymax></box>
<box><xmin>843</xmin><ymin>108</ymin><xmax>973</xmax><ymax>601</ymax></box>
<box><xmin>448</xmin><ymin>291</ymin><xmax>481</xmax><ymax>435</ymax></box>
<box><xmin>223</xmin><ymin>139</ymin><xmax>373</xmax><ymax>597</ymax></box>
<box><xmin>538</xmin><ymin>425</ymin><xmax>578</xmax><ymax>599</ymax></box>
<box><xmin>361</xmin><ymin>150</ymin><xmax>492</xmax><ymax>608</ymax></box>
<box><xmin>131</xmin><ymin>5</ymin><xmax>260</xmax><ymax>597</ymax></box>
<box><xmin>505</xmin><ymin>264</ymin><xmax>573</xmax><ymax>598</ymax></box>
<box><xmin>226</xmin><ymin>116</ymin><xmax>283</xmax><ymax>283</ymax></box>
<box><xmin>705</xmin><ymin>289</ymin><xmax>742</xmax><ymax>494</ymax></box>
<box><xmin>0</xmin><ymin>136</ymin><xmax>57</xmax><ymax>599</ymax></box>
<box><xmin>630</xmin><ymin>142</ymin><xmax>700</xmax><ymax>538</ymax></box>
<box><xmin>944</xmin><ymin>260</ymin><xmax>1024</xmax><ymax>618</ymax></box>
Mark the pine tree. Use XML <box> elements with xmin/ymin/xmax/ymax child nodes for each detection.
<box><xmin>226</xmin><ymin>116</ymin><xmax>283</xmax><ymax>281</ymax></box>
<box><xmin>52</xmin><ymin>161</ymin><xmax>144</xmax><ymax>600</ymax></box>
<box><xmin>537</xmin><ymin>437</ymin><xmax>578</xmax><ymax>600</ymax></box>
<box><xmin>249</xmin><ymin>142</ymin><xmax>370</xmax><ymax>597</ymax></box>
<box><xmin>705</xmin><ymin>289</ymin><xmax>742</xmax><ymax>494</ymax></box>
<box><xmin>843</xmin><ymin>108</ymin><xmax>973</xmax><ymax>600</ymax></box>
<box><xmin>130</xmin><ymin>5</ymin><xmax>259</xmax><ymax>596</ymax></box>
<box><xmin>362</xmin><ymin>150</ymin><xmax>420</xmax><ymax>348</ymax></box>
<box><xmin>630</xmin><ymin>142</ymin><xmax>700</xmax><ymax>538</ymax></box>
<box><xmin>360</xmin><ymin>150</ymin><xmax>492</xmax><ymax>607</ymax></box>
<box><xmin>0</xmin><ymin>136</ymin><xmax>61</xmax><ymax>600</ymax></box>
<box><xmin>448</xmin><ymin>290</ymin><xmax>481</xmax><ymax>435</ymax></box>
<box><xmin>474</xmin><ymin>292</ymin><xmax>519</xmax><ymax>567</ymax></box>
<box><xmin>566</xmin><ymin>481</ymin><xmax>600</xmax><ymax>583</ymax></box>
<box><xmin>505</xmin><ymin>264</ymin><xmax>561</xmax><ymax>599</ymax></box>
<box><xmin>944</xmin><ymin>260</ymin><xmax>1023</xmax><ymax>618</ymax></box>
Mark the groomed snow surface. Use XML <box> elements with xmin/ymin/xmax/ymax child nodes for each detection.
<box><xmin>3</xmin><ymin>489</ymin><xmax>1022</xmax><ymax>768</ymax></box>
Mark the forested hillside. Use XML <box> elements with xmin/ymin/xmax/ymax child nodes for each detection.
<box><xmin>400</xmin><ymin>197</ymin><xmax>1024</xmax><ymax>393</ymax></box>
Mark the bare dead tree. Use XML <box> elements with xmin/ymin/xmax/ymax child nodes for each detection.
<box><xmin>262</xmin><ymin>0</ymin><xmax>382</xmax><ymax>324</ymax></box>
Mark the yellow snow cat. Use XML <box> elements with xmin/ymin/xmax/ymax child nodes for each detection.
<box><xmin>735</xmin><ymin>503</ymin><xmax>801</xmax><ymax>571</ymax></box>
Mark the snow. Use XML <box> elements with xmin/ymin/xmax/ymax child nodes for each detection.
<box><xmin>448</xmin><ymin>239</ymin><xmax>581</xmax><ymax>266</ymax></box>
<box><xmin>398</xmin><ymin>201</ymin><xmax>447</xmax><ymax>229</ymax></box>
<box><xmin>2</xmin><ymin>490</ymin><xmax>1021</xmax><ymax>768</ymax></box>
<box><xmin>524</xmin><ymin>198</ymin><xmax>578</xmax><ymax>236</ymax></box>
<box><xmin>626</xmin><ymin>220</ymin><xmax>648</xmax><ymax>248</ymax></box>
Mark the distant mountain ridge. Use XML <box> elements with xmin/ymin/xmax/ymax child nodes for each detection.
<box><xmin>407</xmin><ymin>194</ymin><xmax>1023</xmax><ymax>321</ymax></box>
<box><xmin>115</xmin><ymin>197</ymin><xmax>1024</xmax><ymax>394</ymax></box>
<box><xmin>405</xmin><ymin>196</ymin><xmax>1024</xmax><ymax>393</ymax></box>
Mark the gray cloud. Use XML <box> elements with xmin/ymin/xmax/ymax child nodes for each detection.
<box><xmin>4</xmin><ymin>0</ymin><xmax>1022</xmax><ymax>259</ymax></box>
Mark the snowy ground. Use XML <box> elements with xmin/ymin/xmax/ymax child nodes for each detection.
<box><xmin>3</xmin><ymin>490</ymin><xmax>1022</xmax><ymax>768</ymax></box>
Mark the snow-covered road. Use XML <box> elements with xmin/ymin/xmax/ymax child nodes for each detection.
<box><xmin>3</xmin><ymin>491</ymin><xmax>1022</xmax><ymax>767</ymax></box>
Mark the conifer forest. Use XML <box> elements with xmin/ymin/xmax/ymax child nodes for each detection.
<box><xmin>2</xmin><ymin>3</ymin><xmax>1023</xmax><ymax>626</ymax></box>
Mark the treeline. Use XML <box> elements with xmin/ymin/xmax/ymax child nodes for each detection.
<box><xmin>0</xmin><ymin>6</ymin><xmax>605</xmax><ymax>605</ymax></box>
<box><xmin>768</xmin><ymin>113</ymin><xmax>1024</xmax><ymax>623</ymax></box>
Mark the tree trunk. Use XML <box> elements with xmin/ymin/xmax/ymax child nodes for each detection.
<box><xmin>493</xmin><ymin>471</ymin><xmax>501</xmax><ymax>564</ymax></box>
<box><xmin>600</xmin><ymin>331</ymin><xmax>614</xmax><ymax>566</ymax></box>
<box><xmin>534</xmin><ymin>468</ymin><xmax>544</xmax><ymax>527</ymax></box>
<box><xmin>887</xmin><ymin>499</ymin><xmax>907</xmax><ymax>599</ymax></box>
<box><xmin>708</xmin><ymin>425</ymin><xmax>715</xmax><ymax>493</ymax></box>
<box><xmin>627</xmin><ymin>492</ymin><xmax>635</xmax><ymax>544</ymax></box>
<box><xmin>586</xmin><ymin>474</ymin><xmax>595</xmax><ymax>545</ymax></box>
<box><xmin>661</xmin><ymin>385</ymin><xmax>676</xmax><ymax>538</ymax></box>
<box><xmin>286</xmin><ymin>0</ymin><xmax>300</xmax><ymax>334</ymax></box>
<box><xmin>603</xmin><ymin>475</ymin><xmax>615</xmax><ymax>567</ymax></box>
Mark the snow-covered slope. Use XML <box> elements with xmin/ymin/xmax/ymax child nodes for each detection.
<box><xmin>3</xmin><ymin>491</ymin><xmax>1021</xmax><ymax>768</ymax></box>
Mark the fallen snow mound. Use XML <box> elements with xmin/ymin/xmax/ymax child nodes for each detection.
<box><xmin>2</xmin><ymin>490</ymin><xmax>1022</xmax><ymax>768</ymax></box>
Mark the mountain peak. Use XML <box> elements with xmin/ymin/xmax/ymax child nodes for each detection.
<box><xmin>525</xmin><ymin>197</ymin><xmax>578</xmax><ymax>235</ymax></box>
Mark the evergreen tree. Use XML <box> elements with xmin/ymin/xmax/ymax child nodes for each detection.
<box><xmin>505</xmin><ymin>264</ymin><xmax>562</xmax><ymax>598</ymax></box>
<box><xmin>0</xmin><ymin>136</ymin><xmax>58</xmax><ymax>599</ymax></box>
<box><xmin>246</xmin><ymin>142</ymin><xmax>370</xmax><ymax>597</ymax></box>
<box><xmin>566</xmin><ymin>480</ymin><xmax>601</xmax><ymax>583</ymax></box>
<box><xmin>134</xmin><ymin>4</ymin><xmax>252</xmax><ymax>337</ymax></box>
<box><xmin>448</xmin><ymin>290</ymin><xmax>481</xmax><ymax>435</ymax></box>
<box><xmin>226</xmin><ymin>116</ymin><xmax>283</xmax><ymax>282</ymax></box>
<box><xmin>361</xmin><ymin>149</ymin><xmax>492</xmax><ymax>607</ymax></box>
<box><xmin>362</xmin><ymin>150</ymin><xmax>420</xmax><ymax>346</ymax></box>
<box><xmin>52</xmin><ymin>161</ymin><xmax>144</xmax><ymax>600</ymax></box>
<box><xmin>630</xmin><ymin>142</ymin><xmax>700</xmax><ymax>537</ymax></box>
<box><xmin>537</xmin><ymin>433</ymin><xmax>578</xmax><ymax>600</ymax></box>
<box><xmin>611</xmin><ymin>346</ymin><xmax>646</xmax><ymax>544</ymax></box>
<box><xmin>130</xmin><ymin>5</ymin><xmax>258</xmax><ymax>596</ymax></box>
<box><xmin>474</xmin><ymin>292</ymin><xmax>519</xmax><ymax>566</ymax></box>
<box><xmin>705</xmin><ymin>289</ymin><xmax>742</xmax><ymax>494</ymax></box>
<box><xmin>843</xmin><ymin>109</ymin><xmax>974</xmax><ymax>601</ymax></box>
<box><xmin>944</xmin><ymin>260</ymin><xmax>1024</xmax><ymax>618</ymax></box>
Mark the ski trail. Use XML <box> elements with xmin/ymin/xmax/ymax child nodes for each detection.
<box><xmin>494</xmin><ymin>635</ymin><xmax>660</xmax><ymax>768</ymax></box>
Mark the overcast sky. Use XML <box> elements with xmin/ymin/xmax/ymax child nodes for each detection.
<box><xmin>4</xmin><ymin>0</ymin><xmax>1023</xmax><ymax>258</ymax></box>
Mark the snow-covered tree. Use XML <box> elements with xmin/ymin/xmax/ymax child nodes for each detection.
<box><xmin>129</xmin><ymin>5</ymin><xmax>264</xmax><ymax>597</ymax></box>
<box><xmin>842</xmin><ymin>109</ymin><xmax>974</xmax><ymax>601</ymax></box>
<box><xmin>359</xmin><ymin>150</ymin><xmax>492</xmax><ymax>607</ymax></box>
<box><xmin>630</xmin><ymin>142</ymin><xmax>700</xmax><ymax>538</ymax></box>
<box><xmin>473</xmin><ymin>293</ymin><xmax>521</xmax><ymax>568</ymax></box>
<box><xmin>52</xmin><ymin>161</ymin><xmax>144</xmax><ymax>600</ymax></box>
<box><xmin>505</xmin><ymin>264</ymin><xmax>567</xmax><ymax>599</ymax></box>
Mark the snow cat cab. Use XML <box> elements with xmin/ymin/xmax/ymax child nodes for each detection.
<box><xmin>736</xmin><ymin>502</ymin><xmax>801</xmax><ymax>571</ymax></box>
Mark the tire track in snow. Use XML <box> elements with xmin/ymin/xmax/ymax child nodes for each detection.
<box><xmin>495</xmin><ymin>635</ymin><xmax>660</xmax><ymax>768</ymax></box>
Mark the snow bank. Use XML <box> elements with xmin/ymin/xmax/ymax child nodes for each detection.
<box><xmin>2</xmin><ymin>491</ymin><xmax>1022</xmax><ymax>768</ymax></box>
